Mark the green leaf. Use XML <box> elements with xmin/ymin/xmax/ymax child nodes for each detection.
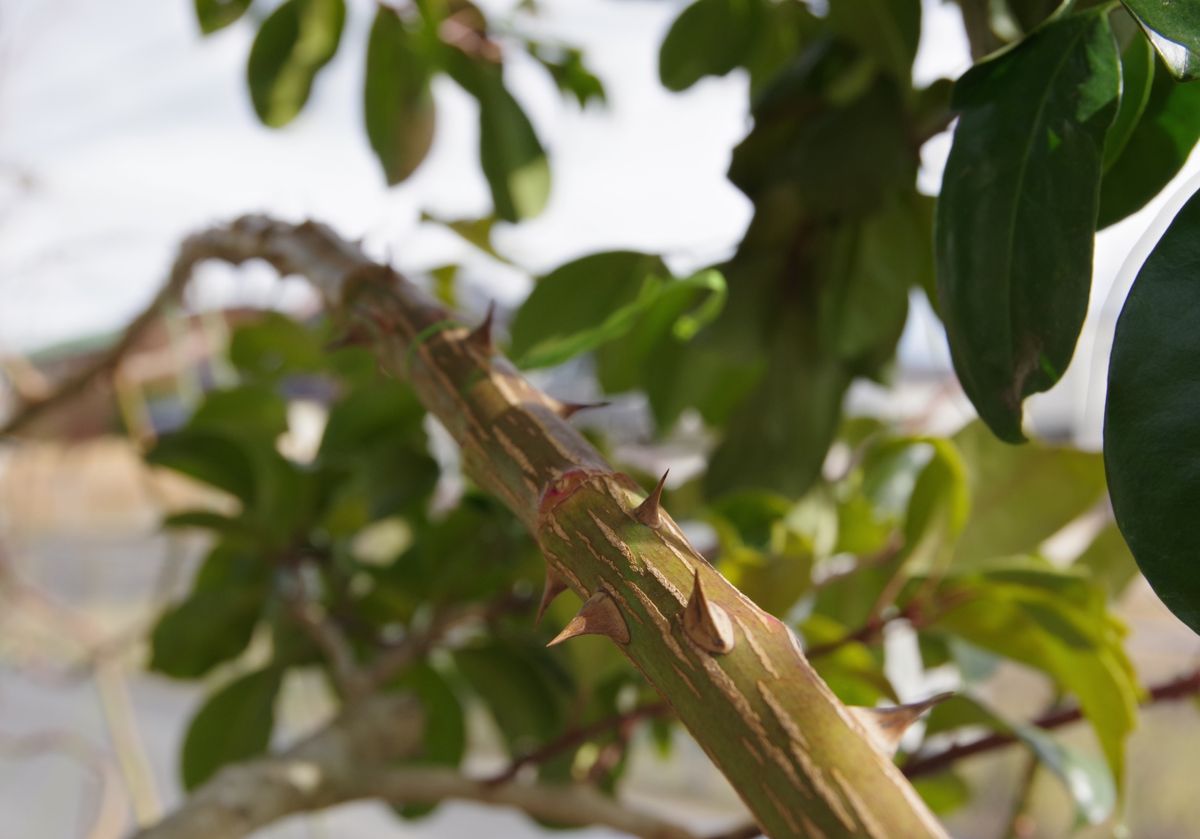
<box><xmin>391</xmin><ymin>663</ymin><xmax>465</xmax><ymax>819</ymax></box>
<box><xmin>228</xmin><ymin>313</ymin><xmax>328</xmax><ymax>378</ymax></box>
<box><xmin>365</xmin><ymin>7</ymin><xmax>437</xmax><ymax>185</ymax></box>
<box><xmin>1122</xmin><ymin>0</ymin><xmax>1200</xmax><ymax>80</ymax></box>
<box><xmin>1074</xmin><ymin>522</ymin><xmax>1139</xmax><ymax>600</ymax></box>
<box><xmin>1104</xmin><ymin>32</ymin><xmax>1156</xmax><ymax>170</ymax></box>
<box><xmin>510</xmin><ymin>251</ymin><xmax>666</xmax><ymax>367</ymax></box>
<box><xmin>189</xmin><ymin>384</ymin><xmax>289</xmax><ymax>443</ymax></box>
<box><xmin>818</xmin><ymin>193</ymin><xmax>932</xmax><ymax>368</ymax></box>
<box><xmin>953</xmin><ymin>421</ymin><xmax>1106</xmax><ymax>564</ymax></box>
<box><xmin>447</xmin><ymin>58</ymin><xmax>549</xmax><ymax>222</ymax></box>
<box><xmin>1098</xmin><ymin>58</ymin><xmax>1200</xmax><ymax>228</ymax></box>
<box><xmin>827</xmin><ymin>0</ymin><xmax>920</xmax><ymax>82</ymax></box>
<box><xmin>529</xmin><ymin>44</ymin><xmax>606</xmax><ymax>108</ymax></box>
<box><xmin>181</xmin><ymin>667</ymin><xmax>281</xmax><ymax>790</ymax></box>
<box><xmin>923</xmin><ymin>694</ymin><xmax>1116</xmax><ymax>824</ymax></box>
<box><xmin>658</xmin><ymin>0</ymin><xmax>761</xmax><ymax>92</ymax></box>
<box><xmin>935</xmin><ymin>11</ymin><xmax>1120</xmax><ymax>441</ymax></box>
<box><xmin>150</xmin><ymin>545</ymin><xmax>269</xmax><ymax>679</ymax></box>
<box><xmin>705</xmin><ymin>335</ymin><xmax>848</xmax><ymax>498</ymax></box>
<box><xmin>931</xmin><ymin>560</ymin><xmax>1139</xmax><ymax>783</ymax></box>
<box><xmin>194</xmin><ymin>0</ymin><xmax>252</xmax><ymax>34</ymax></box>
<box><xmin>453</xmin><ymin>642</ymin><xmax>566</xmax><ymax>755</ymax></box>
<box><xmin>148</xmin><ymin>429</ymin><xmax>258</xmax><ymax>504</ymax></box>
<box><xmin>710</xmin><ymin>491</ymin><xmax>827</xmax><ymax>616</ymax></box>
<box><xmin>247</xmin><ymin>0</ymin><xmax>346</xmax><ymax>128</ymax></box>
<box><xmin>912</xmin><ymin>772</ymin><xmax>970</xmax><ymax>815</ymax></box>
<box><xmin>1105</xmin><ymin>187</ymin><xmax>1200</xmax><ymax>636</ymax></box>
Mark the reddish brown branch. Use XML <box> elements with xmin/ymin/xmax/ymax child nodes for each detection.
<box><xmin>484</xmin><ymin>701</ymin><xmax>670</xmax><ymax>786</ymax></box>
<box><xmin>903</xmin><ymin>666</ymin><xmax>1200</xmax><ymax>779</ymax></box>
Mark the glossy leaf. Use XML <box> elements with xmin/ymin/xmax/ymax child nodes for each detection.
<box><xmin>181</xmin><ymin>667</ymin><xmax>281</xmax><ymax>789</ymax></box>
<box><xmin>658</xmin><ymin>0</ymin><xmax>761</xmax><ymax>92</ymax></box>
<box><xmin>195</xmin><ymin>0</ymin><xmax>252</xmax><ymax>34</ymax></box>
<box><xmin>953</xmin><ymin>421</ymin><xmax>1106</xmax><ymax>564</ymax></box>
<box><xmin>1122</xmin><ymin>0</ymin><xmax>1200</xmax><ymax>80</ymax></box>
<box><xmin>365</xmin><ymin>7</ymin><xmax>436</xmax><ymax>185</ymax></box>
<box><xmin>936</xmin><ymin>11</ymin><xmax>1120</xmax><ymax>441</ymax></box>
<box><xmin>149</xmin><ymin>545</ymin><xmax>269</xmax><ymax>678</ymax></box>
<box><xmin>247</xmin><ymin>0</ymin><xmax>346</xmax><ymax>128</ymax></box>
<box><xmin>1105</xmin><ymin>187</ymin><xmax>1200</xmax><ymax>636</ymax></box>
<box><xmin>1098</xmin><ymin>58</ymin><xmax>1200</xmax><ymax>228</ymax></box>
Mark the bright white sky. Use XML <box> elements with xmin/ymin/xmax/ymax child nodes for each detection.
<box><xmin>1</xmin><ymin>0</ymin><xmax>1197</xmax><ymax>446</ymax></box>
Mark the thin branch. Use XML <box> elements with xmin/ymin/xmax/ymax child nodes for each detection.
<box><xmin>365</xmin><ymin>589</ymin><xmax>529</xmax><ymax>690</ymax></box>
<box><xmin>0</xmin><ymin>256</ymin><xmax>192</xmax><ymax>437</ymax></box>
<box><xmin>485</xmin><ymin>701</ymin><xmax>670</xmax><ymax>786</ymax></box>
<box><xmin>133</xmin><ymin>692</ymin><xmax>696</xmax><ymax>839</ymax></box>
<box><xmin>281</xmin><ymin>566</ymin><xmax>370</xmax><ymax>701</ymax></box>
<box><xmin>902</xmin><ymin>665</ymin><xmax>1200</xmax><ymax>779</ymax></box>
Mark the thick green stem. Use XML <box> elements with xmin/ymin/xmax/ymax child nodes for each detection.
<box><xmin>178</xmin><ymin>215</ymin><xmax>947</xmax><ymax>838</ymax></box>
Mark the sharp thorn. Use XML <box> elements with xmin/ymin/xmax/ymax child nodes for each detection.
<box><xmin>467</xmin><ymin>301</ymin><xmax>495</xmax><ymax>353</ymax></box>
<box><xmin>536</xmin><ymin>564</ymin><xmax>569</xmax><ymax>626</ymax></box>
<box><xmin>632</xmin><ymin>470</ymin><xmax>669</xmax><ymax>528</ymax></box>
<box><xmin>849</xmin><ymin>692</ymin><xmax>955</xmax><ymax>757</ymax></box>
<box><xmin>557</xmin><ymin>400</ymin><xmax>610</xmax><ymax>420</ymax></box>
<box><xmin>547</xmin><ymin>591</ymin><xmax>630</xmax><ymax>647</ymax></box>
<box><xmin>683</xmin><ymin>568</ymin><xmax>735</xmax><ymax>654</ymax></box>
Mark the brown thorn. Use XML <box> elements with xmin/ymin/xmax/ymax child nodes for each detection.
<box><xmin>536</xmin><ymin>564</ymin><xmax>569</xmax><ymax>626</ymax></box>
<box><xmin>682</xmin><ymin>568</ymin><xmax>735</xmax><ymax>654</ymax></box>
<box><xmin>632</xmin><ymin>470</ymin><xmax>668</xmax><ymax>528</ymax></box>
<box><xmin>557</xmin><ymin>400</ymin><xmax>610</xmax><ymax>420</ymax></box>
<box><xmin>466</xmin><ymin>301</ymin><xmax>495</xmax><ymax>354</ymax></box>
<box><xmin>547</xmin><ymin>591</ymin><xmax>630</xmax><ymax>647</ymax></box>
<box><xmin>850</xmin><ymin>692</ymin><xmax>955</xmax><ymax>757</ymax></box>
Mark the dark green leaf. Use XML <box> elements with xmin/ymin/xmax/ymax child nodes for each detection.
<box><xmin>149</xmin><ymin>545</ymin><xmax>269</xmax><ymax>678</ymax></box>
<box><xmin>1104</xmin><ymin>32</ymin><xmax>1156</xmax><ymax>170</ymax></box>
<box><xmin>194</xmin><ymin>0</ymin><xmax>252</xmax><ymax>34</ymax></box>
<box><xmin>510</xmin><ymin>251</ymin><xmax>667</xmax><ymax>367</ymax></box>
<box><xmin>447</xmin><ymin>58</ymin><xmax>549</xmax><ymax>222</ymax></box>
<box><xmin>529</xmin><ymin>44</ymin><xmax>606</xmax><ymax>107</ymax></box>
<box><xmin>827</xmin><ymin>0</ymin><xmax>920</xmax><ymax>82</ymax></box>
<box><xmin>147</xmin><ymin>429</ymin><xmax>258</xmax><ymax>504</ymax></box>
<box><xmin>453</xmin><ymin>642</ymin><xmax>566</xmax><ymax>754</ymax></box>
<box><xmin>247</xmin><ymin>0</ymin><xmax>346</xmax><ymax>128</ymax></box>
<box><xmin>1105</xmin><ymin>187</ymin><xmax>1200</xmax><ymax>636</ymax></box>
<box><xmin>658</xmin><ymin>0</ymin><xmax>761</xmax><ymax>92</ymax></box>
<box><xmin>391</xmin><ymin>664</ymin><xmax>465</xmax><ymax>819</ymax></box>
<box><xmin>189</xmin><ymin>384</ymin><xmax>289</xmax><ymax>443</ymax></box>
<box><xmin>936</xmin><ymin>11</ymin><xmax>1120</xmax><ymax>441</ymax></box>
<box><xmin>181</xmin><ymin>667</ymin><xmax>281</xmax><ymax>789</ymax></box>
<box><xmin>953</xmin><ymin>421</ymin><xmax>1106</xmax><ymax>564</ymax></box>
<box><xmin>1099</xmin><ymin>58</ymin><xmax>1200</xmax><ymax>228</ymax></box>
<box><xmin>365</xmin><ymin>7</ymin><xmax>437</xmax><ymax>185</ymax></box>
<box><xmin>228</xmin><ymin>313</ymin><xmax>328</xmax><ymax>378</ymax></box>
<box><xmin>1122</xmin><ymin>0</ymin><xmax>1200</xmax><ymax>80</ymax></box>
<box><xmin>705</xmin><ymin>335</ymin><xmax>848</xmax><ymax>498</ymax></box>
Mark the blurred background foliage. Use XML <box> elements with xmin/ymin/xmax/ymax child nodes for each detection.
<box><xmin>6</xmin><ymin>0</ymin><xmax>1200</xmax><ymax>836</ymax></box>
